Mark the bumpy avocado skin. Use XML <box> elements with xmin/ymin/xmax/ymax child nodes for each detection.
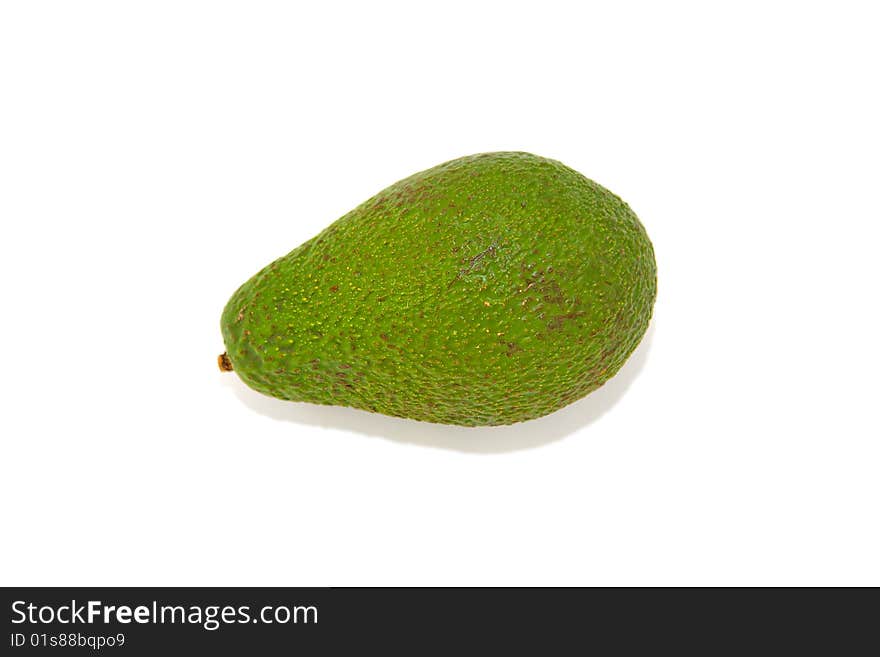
<box><xmin>221</xmin><ymin>152</ymin><xmax>656</xmax><ymax>426</ymax></box>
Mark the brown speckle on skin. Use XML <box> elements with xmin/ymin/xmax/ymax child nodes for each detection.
<box><xmin>547</xmin><ymin>311</ymin><xmax>586</xmax><ymax>331</ymax></box>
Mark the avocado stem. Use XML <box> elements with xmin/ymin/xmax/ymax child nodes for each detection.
<box><xmin>217</xmin><ymin>352</ymin><xmax>234</xmax><ymax>372</ymax></box>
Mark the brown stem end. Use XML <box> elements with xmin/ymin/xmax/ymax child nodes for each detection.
<box><xmin>217</xmin><ymin>352</ymin><xmax>234</xmax><ymax>372</ymax></box>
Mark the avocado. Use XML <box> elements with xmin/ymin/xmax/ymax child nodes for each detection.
<box><xmin>220</xmin><ymin>152</ymin><xmax>656</xmax><ymax>426</ymax></box>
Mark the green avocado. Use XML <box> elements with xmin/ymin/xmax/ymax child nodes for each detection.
<box><xmin>220</xmin><ymin>152</ymin><xmax>656</xmax><ymax>426</ymax></box>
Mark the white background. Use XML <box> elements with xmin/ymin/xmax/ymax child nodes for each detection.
<box><xmin>1</xmin><ymin>2</ymin><xmax>878</xmax><ymax>586</ymax></box>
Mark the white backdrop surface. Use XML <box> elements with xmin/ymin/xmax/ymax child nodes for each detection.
<box><xmin>1</xmin><ymin>2</ymin><xmax>877</xmax><ymax>585</ymax></box>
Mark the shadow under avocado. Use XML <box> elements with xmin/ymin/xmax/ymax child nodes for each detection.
<box><xmin>221</xmin><ymin>323</ymin><xmax>655</xmax><ymax>454</ymax></box>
